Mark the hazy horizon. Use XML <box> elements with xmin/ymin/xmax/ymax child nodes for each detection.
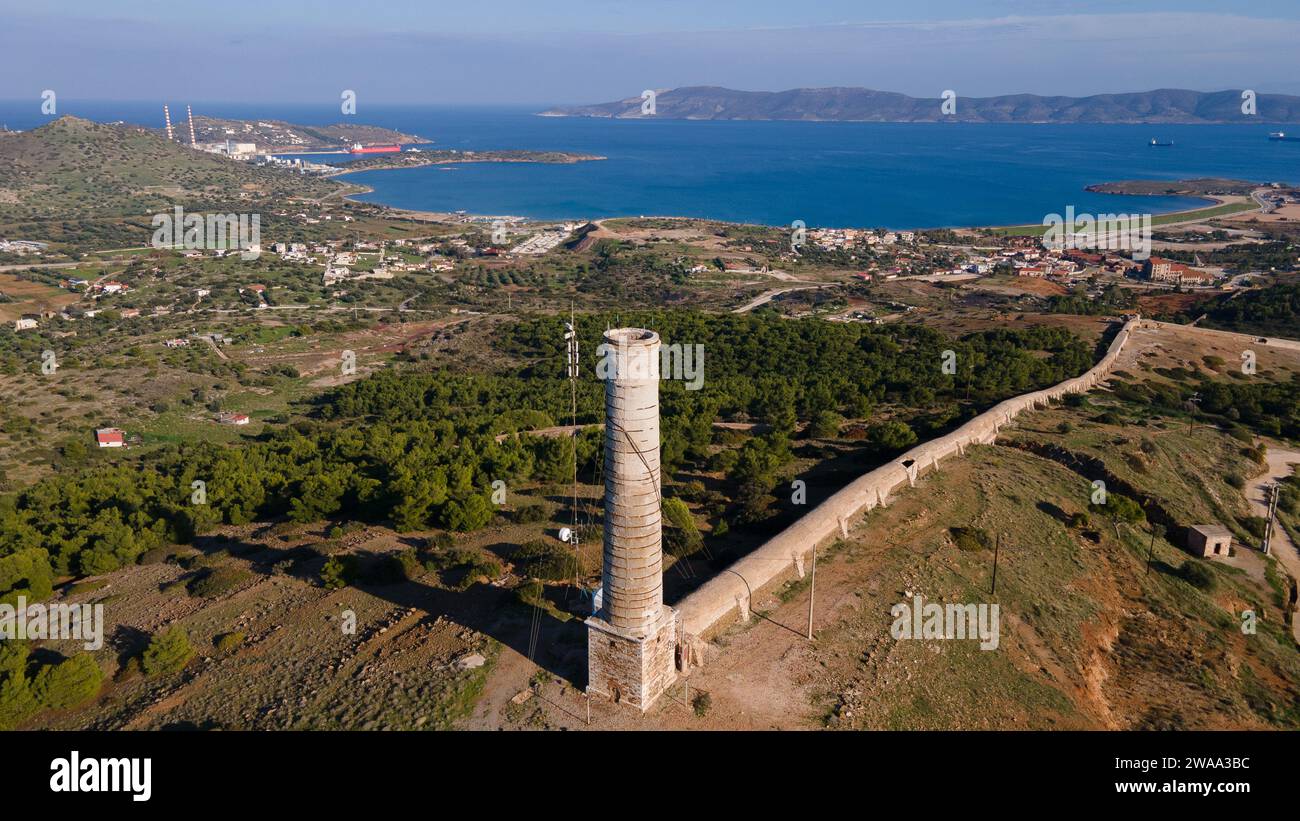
<box><xmin>3</xmin><ymin>1</ymin><xmax>1300</xmax><ymax>106</ymax></box>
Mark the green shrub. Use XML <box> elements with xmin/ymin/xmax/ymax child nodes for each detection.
<box><xmin>949</xmin><ymin>526</ymin><xmax>993</xmax><ymax>552</ymax></box>
<box><xmin>320</xmin><ymin>555</ymin><xmax>358</xmax><ymax>590</ymax></box>
<box><xmin>868</xmin><ymin>420</ymin><xmax>918</xmax><ymax>452</ymax></box>
<box><xmin>1090</xmin><ymin>492</ymin><xmax>1145</xmax><ymax>524</ymax></box>
<box><xmin>513</xmin><ymin>540</ymin><xmax>575</xmax><ymax>581</ymax></box>
<box><xmin>187</xmin><ymin>564</ymin><xmax>253</xmax><ymax>597</ymax></box>
<box><xmin>141</xmin><ymin>627</ymin><xmax>195</xmax><ymax>678</ymax></box>
<box><xmin>1226</xmin><ymin>426</ymin><xmax>1254</xmax><ymax>444</ymax></box>
<box><xmin>326</xmin><ymin>521</ymin><xmax>365</xmax><ymax>540</ymax></box>
<box><xmin>808</xmin><ymin>410</ymin><xmax>844</xmax><ymax>439</ymax></box>
<box><xmin>692</xmin><ymin>691</ymin><xmax>712</xmax><ymax>717</ymax></box>
<box><xmin>213</xmin><ymin>631</ymin><xmax>245</xmax><ymax>653</ymax></box>
<box><xmin>516</xmin><ymin>579</ymin><xmax>545</xmax><ymax>607</ymax></box>
<box><xmin>424</xmin><ymin>547</ymin><xmax>502</xmax><ymax>590</ymax></box>
<box><xmin>1238</xmin><ymin>516</ymin><xmax>1268</xmax><ymax>540</ymax></box>
<box><xmin>441</xmin><ymin>494</ymin><xmax>495</xmax><ymax>532</ymax></box>
<box><xmin>31</xmin><ymin>654</ymin><xmax>103</xmax><ymax>710</ymax></box>
<box><xmin>1281</xmin><ymin>487</ymin><xmax>1300</xmax><ymax>516</ymax></box>
<box><xmin>677</xmin><ymin>480</ymin><xmax>708</xmax><ymax>502</ymax></box>
<box><xmin>393</xmin><ymin>549</ymin><xmax>422</xmax><ymax>581</ymax></box>
<box><xmin>137</xmin><ymin>546</ymin><xmax>176</xmax><ymax>565</ymax></box>
<box><xmin>0</xmin><ymin>644</ymin><xmax>38</xmax><ymax>729</ymax></box>
<box><xmin>1180</xmin><ymin>560</ymin><xmax>1217</xmax><ymax>591</ymax></box>
<box><xmin>513</xmin><ymin>503</ymin><xmax>548</xmax><ymax>524</ymax></box>
<box><xmin>0</xmin><ymin>548</ymin><xmax>54</xmax><ymax>608</ymax></box>
<box><xmin>424</xmin><ymin>532</ymin><xmax>455</xmax><ymax>551</ymax></box>
<box><xmin>663</xmin><ymin>498</ymin><xmax>704</xmax><ymax>557</ymax></box>
<box><xmin>64</xmin><ymin>578</ymin><xmax>109</xmax><ymax>596</ymax></box>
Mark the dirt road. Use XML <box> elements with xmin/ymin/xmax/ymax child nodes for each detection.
<box><xmin>732</xmin><ymin>285</ymin><xmax>822</xmax><ymax>314</ymax></box>
<box><xmin>1248</xmin><ymin>447</ymin><xmax>1300</xmax><ymax>641</ymax></box>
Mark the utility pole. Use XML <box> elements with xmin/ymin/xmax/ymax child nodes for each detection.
<box><xmin>991</xmin><ymin>532</ymin><xmax>1001</xmax><ymax>595</ymax></box>
<box><xmin>806</xmin><ymin>545</ymin><xmax>818</xmax><ymax>640</ymax></box>
<box><xmin>1262</xmin><ymin>483</ymin><xmax>1280</xmax><ymax>556</ymax></box>
<box><xmin>1186</xmin><ymin>393</ymin><xmax>1201</xmax><ymax>434</ymax></box>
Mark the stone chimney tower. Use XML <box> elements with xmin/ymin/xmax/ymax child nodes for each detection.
<box><xmin>586</xmin><ymin>328</ymin><xmax>678</xmax><ymax>711</ymax></box>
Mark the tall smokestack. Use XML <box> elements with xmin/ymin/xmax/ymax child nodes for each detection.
<box><xmin>186</xmin><ymin>105</ymin><xmax>196</xmax><ymax>147</ymax></box>
<box><xmin>163</xmin><ymin>105</ymin><xmax>174</xmax><ymax>141</ymax></box>
<box><xmin>586</xmin><ymin>328</ymin><xmax>678</xmax><ymax>711</ymax></box>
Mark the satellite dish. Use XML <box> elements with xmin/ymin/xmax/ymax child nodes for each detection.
<box><xmin>558</xmin><ymin>527</ymin><xmax>573</xmax><ymax>543</ymax></box>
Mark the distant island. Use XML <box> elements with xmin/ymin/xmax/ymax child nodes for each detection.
<box><xmin>542</xmin><ymin>86</ymin><xmax>1300</xmax><ymax>124</ymax></box>
<box><xmin>156</xmin><ymin>115</ymin><xmax>427</xmax><ymax>153</ymax></box>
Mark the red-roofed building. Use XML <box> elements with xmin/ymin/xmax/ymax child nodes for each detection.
<box><xmin>95</xmin><ymin>427</ymin><xmax>125</xmax><ymax>448</ymax></box>
<box><xmin>1143</xmin><ymin>257</ymin><xmax>1216</xmax><ymax>287</ymax></box>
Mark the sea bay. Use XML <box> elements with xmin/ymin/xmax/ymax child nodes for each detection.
<box><xmin>3</xmin><ymin>101</ymin><xmax>1296</xmax><ymax>228</ymax></box>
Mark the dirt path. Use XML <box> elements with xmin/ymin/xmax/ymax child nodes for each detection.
<box><xmin>197</xmin><ymin>335</ymin><xmax>228</xmax><ymax>360</ymax></box>
<box><xmin>1144</xmin><ymin>319</ymin><xmax>1300</xmax><ymax>354</ymax></box>
<box><xmin>1248</xmin><ymin>447</ymin><xmax>1300</xmax><ymax>641</ymax></box>
<box><xmin>732</xmin><ymin>285</ymin><xmax>822</xmax><ymax>314</ymax></box>
<box><xmin>0</xmin><ymin>260</ymin><xmax>107</xmax><ymax>273</ymax></box>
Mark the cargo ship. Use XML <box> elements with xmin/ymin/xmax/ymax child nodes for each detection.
<box><xmin>1149</xmin><ymin>138</ymin><xmax>1173</xmax><ymax>147</ymax></box>
<box><xmin>1269</xmin><ymin>132</ymin><xmax>1300</xmax><ymax>142</ymax></box>
<box><xmin>349</xmin><ymin>143</ymin><xmax>402</xmax><ymax>154</ymax></box>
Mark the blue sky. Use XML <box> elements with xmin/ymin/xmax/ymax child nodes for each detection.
<box><xmin>2</xmin><ymin>1</ymin><xmax>1299</xmax><ymax>104</ymax></box>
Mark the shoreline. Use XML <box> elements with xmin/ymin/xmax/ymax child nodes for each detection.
<box><xmin>327</xmin><ymin>152</ymin><xmax>606</xmax><ymax>178</ymax></box>
<box><xmin>976</xmin><ymin>190</ymin><xmax>1267</xmax><ymax>236</ymax></box>
<box><xmin>341</xmin><ymin>184</ymin><xmax>1265</xmax><ymax>234</ymax></box>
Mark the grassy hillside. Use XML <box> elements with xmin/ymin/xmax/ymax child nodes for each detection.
<box><xmin>801</xmin><ymin>424</ymin><xmax>1298</xmax><ymax>730</ymax></box>
<box><xmin>180</xmin><ymin>116</ymin><xmax>426</xmax><ymax>152</ymax></box>
<box><xmin>0</xmin><ymin>116</ymin><xmax>340</xmax><ymax>222</ymax></box>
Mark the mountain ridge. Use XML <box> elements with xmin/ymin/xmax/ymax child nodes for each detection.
<box><xmin>541</xmin><ymin>86</ymin><xmax>1300</xmax><ymax>123</ymax></box>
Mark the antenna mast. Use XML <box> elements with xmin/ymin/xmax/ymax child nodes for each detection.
<box><xmin>163</xmin><ymin>105</ymin><xmax>174</xmax><ymax>141</ymax></box>
<box><xmin>186</xmin><ymin>105</ymin><xmax>196</xmax><ymax>147</ymax></box>
<box><xmin>565</xmin><ymin>309</ymin><xmax>581</xmax><ymax>588</ymax></box>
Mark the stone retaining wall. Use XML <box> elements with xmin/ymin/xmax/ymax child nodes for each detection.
<box><xmin>675</xmin><ymin>317</ymin><xmax>1140</xmax><ymax>658</ymax></box>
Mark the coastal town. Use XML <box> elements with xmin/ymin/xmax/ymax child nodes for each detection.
<box><xmin>4</xmin><ymin>156</ymin><xmax>1297</xmax><ymax>342</ymax></box>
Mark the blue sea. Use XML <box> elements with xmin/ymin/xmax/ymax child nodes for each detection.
<box><xmin>3</xmin><ymin>100</ymin><xmax>1297</xmax><ymax>228</ymax></box>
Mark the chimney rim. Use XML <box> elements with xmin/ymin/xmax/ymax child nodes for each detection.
<box><xmin>604</xmin><ymin>327</ymin><xmax>660</xmax><ymax>346</ymax></box>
